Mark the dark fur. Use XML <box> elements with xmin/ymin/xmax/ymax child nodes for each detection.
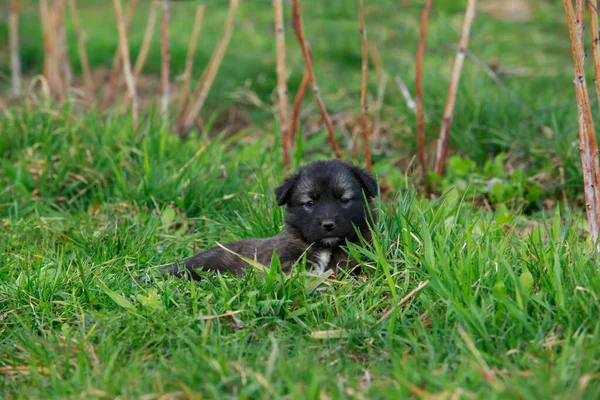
<box><xmin>159</xmin><ymin>159</ymin><xmax>377</xmax><ymax>280</ymax></box>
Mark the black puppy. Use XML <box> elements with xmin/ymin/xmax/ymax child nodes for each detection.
<box><xmin>159</xmin><ymin>159</ymin><xmax>378</xmax><ymax>280</ymax></box>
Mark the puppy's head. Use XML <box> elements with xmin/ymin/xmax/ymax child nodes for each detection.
<box><xmin>275</xmin><ymin>159</ymin><xmax>378</xmax><ymax>246</ymax></box>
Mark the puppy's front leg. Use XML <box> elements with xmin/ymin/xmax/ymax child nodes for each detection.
<box><xmin>160</xmin><ymin>245</ymin><xmax>246</xmax><ymax>280</ymax></box>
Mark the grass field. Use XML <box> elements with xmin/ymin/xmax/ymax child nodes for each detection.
<box><xmin>1</xmin><ymin>0</ymin><xmax>600</xmax><ymax>398</ymax></box>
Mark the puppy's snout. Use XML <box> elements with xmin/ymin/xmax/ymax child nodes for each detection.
<box><xmin>321</xmin><ymin>220</ymin><xmax>335</xmax><ymax>231</ymax></box>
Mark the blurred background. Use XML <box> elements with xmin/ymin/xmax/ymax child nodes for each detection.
<box><xmin>0</xmin><ymin>0</ymin><xmax>586</xmax><ymax>213</ymax></box>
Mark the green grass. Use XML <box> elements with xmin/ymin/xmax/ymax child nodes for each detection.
<box><xmin>1</xmin><ymin>107</ymin><xmax>599</xmax><ymax>398</ymax></box>
<box><xmin>1</xmin><ymin>0</ymin><xmax>600</xmax><ymax>398</ymax></box>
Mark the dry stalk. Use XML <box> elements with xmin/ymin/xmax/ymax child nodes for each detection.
<box><xmin>161</xmin><ymin>0</ymin><xmax>171</xmax><ymax>121</ymax></box>
<box><xmin>290</xmin><ymin>48</ymin><xmax>312</xmax><ymax>147</ymax></box>
<box><xmin>358</xmin><ymin>0</ymin><xmax>372</xmax><ymax>172</ymax></box>
<box><xmin>55</xmin><ymin>0</ymin><xmax>72</xmax><ymax>99</ymax></box>
<box><xmin>589</xmin><ymin>0</ymin><xmax>600</xmax><ymax>113</ymax></box>
<box><xmin>433</xmin><ymin>0</ymin><xmax>476</xmax><ymax>176</ymax></box>
<box><xmin>113</xmin><ymin>0</ymin><xmax>139</xmax><ymax>129</ymax></box>
<box><xmin>67</xmin><ymin>0</ymin><xmax>95</xmax><ymax>104</ymax></box>
<box><xmin>416</xmin><ymin>0</ymin><xmax>433</xmax><ymax>174</ymax></box>
<box><xmin>394</xmin><ymin>76</ymin><xmax>416</xmax><ymax>113</ymax></box>
<box><xmin>564</xmin><ymin>0</ymin><xmax>600</xmax><ymax>248</ymax></box>
<box><xmin>368</xmin><ymin>41</ymin><xmax>398</xmax><ymax>129</ymax></box>
<box><xmin>133</xmin><ymin>1</ymin><xmax>158</xmax><ymax>78</ymax></box>
<box><xmin>292</xmin><ymin>0</ymin><xmax>342</xmax><ymax>159</ymax></box>
<box><xmin>40</xmin><ymin>0</ymin><xmax>62</xmax><ymax>98</ymax></box>
<box><xmin>273</xmin><ymin>0</ymin><xmax>291</xmax><ymax>169</ymax></box>
<box><xmin>101</xmin><ymin>0</ymin><xmax>138</xmax><ymax>109</ymax></box>
<box><xmin>180</xmin><ymin>0</ymin><xmax>241</xmax><ymax>135</ymax></box>
<box><xmin>9</xmin><ymin>0</ymin><xmax>22</xmax><ymax>97</ymax></box>
<box><xmin>377</xmin><ymin>280</ymin><xmax>430</xmax><ymax>323</ymax></box>
<box><xmin>176</xmin><ymin>3</ymin><xmax>206</xmax><ymax>129</ymax></box>
<box><xmin>40</xmin><ymin>0</ymin><xmax>51</xmax><ymax>87</ymax></box>
<box><xmin>123</xmin><ymin>0</ymin><xmax>159</xmax><ymax>111</ymax></box>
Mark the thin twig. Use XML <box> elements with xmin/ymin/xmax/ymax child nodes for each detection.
<box><xmin>176</xmin><ymin>2</ymin><xmax>206</xmax><ymax>132</ymax></box>
<box><xmin>180</xmin><ymin>0</ymin><xmax>240</xmax><ymax>135</ymax></box>
<box><xmin>589</xmin><ymin>0</ymin><xmax>600</xmax><ymax>114</ymax></box>
<box><xmin>133</xmin><ymin>0</ymin><xmax>158</xmax><ymax>79</ymax></box>
<box><xmin>123</xmin><ymin>0</ymin><xmax>159</xmax><ymax>111</ymax></box>
<box><xmin>564</xmin><ymin>0</ymin><xmax>600</xmax><ymax>248</ymax></box>
<box><xmin>274</xmin><ymin>0</ymin><xmax>291</xmax><ymax>169</ymax></box>
<box><xmin>113</xmin><ymin>0</ymin><xmax>139</xmax><ymax>129</ymax></box>
<box><xmin>55</xmin><ymin>0</ymin><xmax>72</xmax><ymax>99</ymax></box>
<box><xmin>9</xmin><ymin>0</ymin><xmax>22</xmax><ymax>98</ymax></box>
<box><xmin>359</xmin><ymin>0</ymin><xmax>372</xmax><ymax>172</ymax></box>
<box><xmin>292</xmin><ymin>0</ymin><xmax>342</xmax><ymax>159</ymax></box>
<box><xmin>416</xmin><ymin>0</ymin><xmax>433</xmax><ymax>173</ymax></box>
<box><xmin>433</xmin><ymin>0</ymin><xmax>476</xmax><ymax>176</ymax></box>
<box><xmin>367</xmin><ymin>41</ymin><xmax>389</xmax><ymax>130</ymax></box>
<box><xmin>290</xmin><ymin>49</ymin><xmax>312</xmax><ymax>147</ymax></box>
<box><xmin>68</xmin><ymin>0</ymin><xmax>95</xmax><ymax>104</ymax></box>
<box><xmin>395</xmin><ymin>75</ymin><xmax>416</xmax><ymax>113</ymax></box>
<box><xmin>377</xmin><ymin>280</ymin><xmax>430</xmax><ymax>323</ymax></box>
<box><xmin>161</xmin><ymin>0</ymin><xmax>171</xmax><ymax>122</ymax></box>
<box><xmin>101</xmin><ymin>0</ymin><xmax>139</xmax><ymax>109</ymax></box>
<box><xmin>40</xmin><ymin>0</ymin><xmax>61</xmax><ymax>98</ymax></box>
<box><xmin>444</xmin><ymin>44</ymin><xmax>522</xmax><ymax>106</ymax></box>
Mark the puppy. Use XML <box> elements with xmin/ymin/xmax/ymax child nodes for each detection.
<box><xmin>159</xmin><ymin>159</ymin><xmax>378</xmax><ymax>280</ymax></box>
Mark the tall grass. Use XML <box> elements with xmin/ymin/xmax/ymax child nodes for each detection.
<box><xmin>1</xmin><ymin>109</ymin><xmax>599</xmax><ymax>398</ymax></box>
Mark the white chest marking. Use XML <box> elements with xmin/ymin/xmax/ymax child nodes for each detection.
<box><xmin>310</xmin><ymin>250</ymin><xmax>331</xmax><ymax>274</ymax></box>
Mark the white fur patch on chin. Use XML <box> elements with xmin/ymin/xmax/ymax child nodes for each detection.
<box><xmin>309</xmin><ymin>249</ymin><xmax>332</xmax><ymax>274</ymax></box>
<box><xmin>320</xmin><ymin>237</ymin><xmax>341</xmax><ymax>247</ymax></box>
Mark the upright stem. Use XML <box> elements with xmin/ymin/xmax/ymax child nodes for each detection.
<box><xmin>177</xmin><ymin>3</ymin><xmax>206</xmax><ymax>131</ymax></box>
<box><xmin>291</xmin><ymin>0</ymin><xmax>342</xmax><ymax>159</ymax></box>
<box><xmin>273</xmin><ymin>0</ymin><xmax>290</xmax><ymax>169</ymax></box>
<box><xmin>564</xmin><ymin>0</ymin><xmax>600</xmax><ymax>249</ymax></box>
<box><xmin>416</xmin><ymin>0</ymin><xmax>433</xmax><ymax>173</ymax></box>
<box><xmin>68</xmin><ymin>0</ymin><xmax>95</xmax><ymax>104</ymax></box>
<box><xmin>101</xmin><ymin>0</ymin><xmax>139</xmax><ymax>108</ymax></box>
<box><xmin>359</xmin><ymin>0</ymin><xmax>372</xmax><ymax>172</ymax></box>
<box><xmin>180</xmin><ymin>0</ymin><xmax>240</xmax><ymax>135</ymax></box>
<box><xmin>113</xmin><ymin>0</ymin><xmax>139</xmax><ymax>129</ymax></box>
<box><xmin>433</xmin><ymin>0</ymin><xmax>476</xmax><ymax>176</ymax></box>
<box><xmin>160</xmin><ymin>0</ymin><xmax>171</xmax><ymax>122</ymax></box>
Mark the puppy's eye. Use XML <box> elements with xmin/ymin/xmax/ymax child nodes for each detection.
<box><xmin>340</xmin><ymin>197</ymin><xmax>351</xmax><ymax>205</ymax></box>
<box><xmin>303</xmin><ymin>200</ymin><xmax>315</xmax><ymax>208</ymax></box>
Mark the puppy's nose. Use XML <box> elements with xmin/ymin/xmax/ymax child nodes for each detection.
<box><xmin>322</xmin><ymin>220</ymin><xmax>335</xmax><ymax>231</ymax></box>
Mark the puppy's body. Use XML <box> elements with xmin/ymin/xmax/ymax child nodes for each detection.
<box><xmin>160</xmin><ymin>159</ymin><xmax>377</xmax><ymax>280</ymax></box>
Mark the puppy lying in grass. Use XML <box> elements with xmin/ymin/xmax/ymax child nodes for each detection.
<box><xmin>159</xmin><ymin>159</ymin><xmax>378</xmax><ymax>280</ymax></box>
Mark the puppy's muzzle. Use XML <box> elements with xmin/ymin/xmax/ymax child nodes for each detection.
<box><xmin>321</xmin><ymin>219</ymin><xmax>335</xmax><ymax>231</ymax></box>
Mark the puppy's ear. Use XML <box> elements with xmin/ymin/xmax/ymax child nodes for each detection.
<box><xmin>275</xmin><ymin>172</ymin><xmax>299</xmax><ymax>206</ymax></box>
<box><xmin>350</xmin><ymin>165</ymin><xmax>378</xmax><ymax>198</ymax></box>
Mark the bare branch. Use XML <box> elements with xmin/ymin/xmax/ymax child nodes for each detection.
<box><xmin>40</xmin><ymin>0</ymin><xmax>62</xmax><ymax>98</ymax></box>
<box><xmin>273</xmin><ymin>0</ymin><xmax>291</xmax><ymax>169</ymax></box>
<box><xmin>55</xmin><ymin>0</ymin><xmax>72</xmax><ymax>99</ymax></box>
<box><xmin>123</xmin><ymin>0</ymin><xmax>159</xmax><ymax>111</ymax></box>
<box><xmin>9</xmin><ymin>0</ymin><xmax>22</xmax><ymax>98</ymax></box>
<box><xmin>161</xmin><ymin>0</ymin><xmax>171</xmax><ymax>122</ymax></box>
<box><xmin>290</xmin><ymin>49</ymin><xmax>312</xmax><ymax>148</ymax></box>
<box><xmin>433</xmin><ymin>0</ymin><xmax>476</xmax><ymax>176</ymax></box>
<box><xmin>180</xmin><ymin>0</ymin><xmax>240</xmax><ymax>135</ymax></box>
<box><xmin>68</xmin><ymin>0</ymin><xmax>95</xmax><ymax>104</ymax></box>
<box><xmin>416</xmin><ymin>0</ymin><xmax>433</xmax><ymax>173</ymax></box>
<box><xmin>563</xmin><ymin>0</ymin><xmax>600</xmax><ymax>248</ymax></box>
<box><xmin>395</xmin><ymin>76</ymin><xmax>416</xmax><ymax>113</ymax></box>
<box><xmin>291</xmin><ymin>0</ymin><xmax>342</xmax><ymax>159</ymax></box>
<box><xmin>113</xmin><ymin>0</ymin><xmax>139</xmax><ymax>129</ymax></box>
<box><xmin>176</xmin><ymin>2</ymin><xmax>206</xmax><ymax>131</ymax></box>
<box><xmin>359</xmin><ymin>0</ymin><xmax>372</xmax><ymax>172</ymax></box>
<box><xmin>101</xmin><ymin>0</ymin><xmax>139</xmax><ymax>109</ymax></box>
